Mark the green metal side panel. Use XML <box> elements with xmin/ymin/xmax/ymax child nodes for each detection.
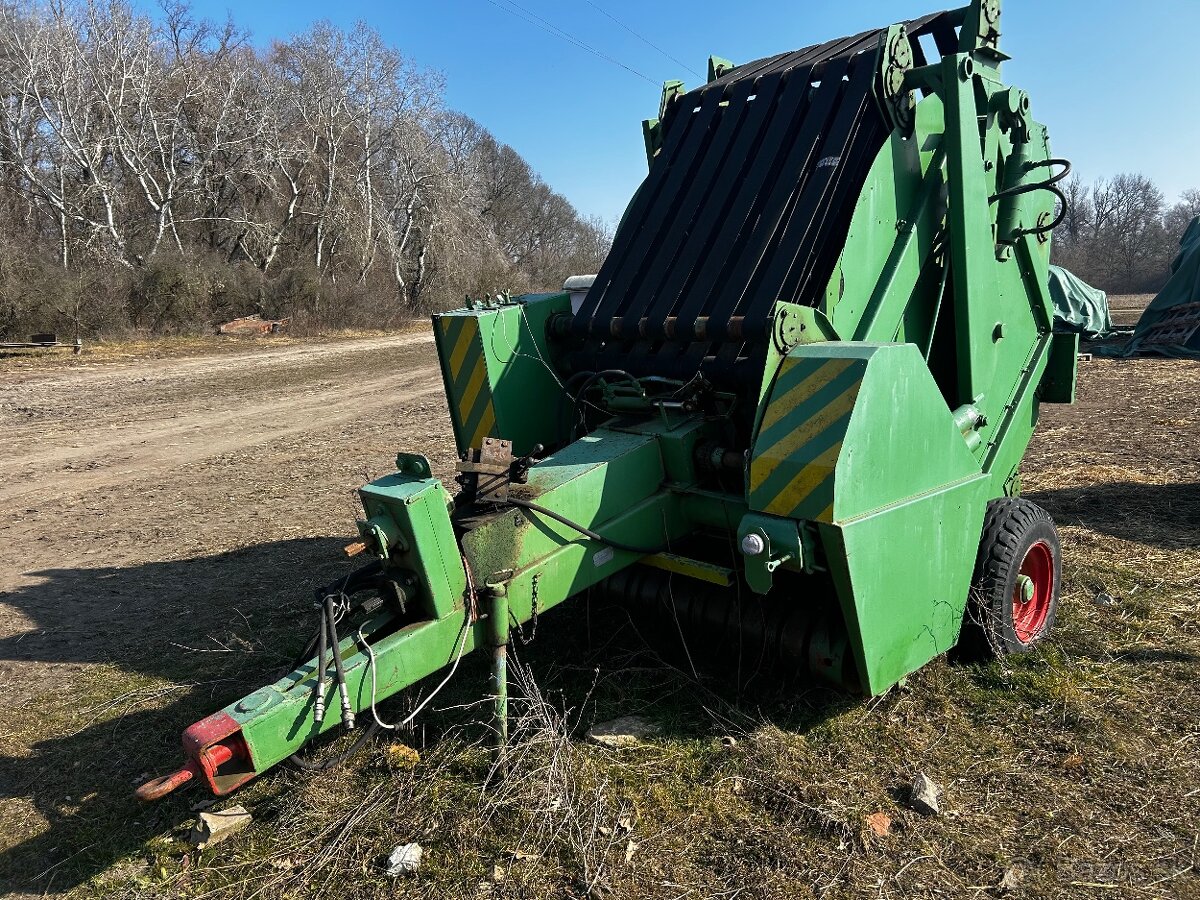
<box><xmin>433</xmin><ymin>292</ymin><xmax>571</xmax><ymax>457</ymax></box>
<box><xmin>821</xmin><ymin>57</ymin><xmax>1067</xmax><ymax>500</ymax></box>
<box><xmin>820</xmin><ymin>475</ymin><xmax>989</xmax><ymax>695</ymax></box>
<box><xmin>824</xmin><ymin>94</ymin><xmax>947</xmax><ymax>345</ymax></box>
<box><xmin>750</xmin><ymin>342</ymin><xmax>984</xmax><ymax>522</ymax></box>
<box><xmin>749</xmin><ymin>350</ymin><xmax>866</xmax><ymax>521</ymax></box>
<box><xmin>1040</xmin><ymin>331</ymin><xmax>1078</xmax><ymax>404</ymax></box>
<box><xmin>751</xmin><ymin>342</ymin><xmax>989</xmax><ymax>694</ymax></box>
<box><xmin>830</xmin><ymin>343</ymin><xmax>983</xmax><ymax>521</ymax></box>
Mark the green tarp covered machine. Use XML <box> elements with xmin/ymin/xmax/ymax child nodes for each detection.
<box><xmin>1124</xmin><ymin>216</ymin><xmax>1200</xmax><ymax>358</ymax></box>
<box><xmin>1047</xmin><ymin>265</ymin><xmax>1113</xmax><ymax>339</ymax></box>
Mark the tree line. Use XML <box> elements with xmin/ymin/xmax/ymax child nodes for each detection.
<box><xmin>3</xmin><ymin>1</ymin><xmax>1195</xmax><ymax>341</ymax></box>
<box><xmin>0</xmin><ymin>1</ymin><xmax>610</xmax><ymax>338</ymax></box>
<box><xmin>1053</xmin><ymin>174</ymin><xmax>1199</xmax><ymax>295</ymax></box>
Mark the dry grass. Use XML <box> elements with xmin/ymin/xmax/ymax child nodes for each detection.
<box><xmin>1106</xmin><ymin>294</ymin><xmax>1156</xmax><ymax>328</ymax></box>
<box><xmin>2</xmin><ymin>353</ymin><xmax>1198</xmax><ymax>899</ymax></box>
<box><xmin>1106</xmin><ymin>294</ymin><xmax>1157</xmax><ymax>311</ymax></box>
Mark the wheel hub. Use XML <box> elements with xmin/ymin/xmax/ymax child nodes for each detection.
<box><xmin>1013</xmin><ymin>540</ymin><xmax>1053</xmax><ymax>643</ymax></box>
<box><xmin>1016</xmin><ymin>574</ymin><xmax>1035</xmax><ymax>604</ymax></box>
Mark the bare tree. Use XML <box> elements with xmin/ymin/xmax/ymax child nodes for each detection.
<box><xmin>1165</xmin><ymin>188</ymin><xmax>1200</xmax><ymax>244</ymax></box>
<box><xmin>0</xmin><ymin>1</ymin><xmax>610</xmax><ymax>336</ymax></box>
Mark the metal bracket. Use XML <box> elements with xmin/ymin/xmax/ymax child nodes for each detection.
<box><xmin>658</xmin><ymin>79</ymin><xmax>685</xmax><ymax>119</ymax></box>
<box><xmin>771</xmin><ymin>302</ymin><xmax>838</xmax><ymax>354</ymax></box>
<box><xmin>875</xmin><ymin>24</ymin><xmax>916</xmax><ymax>135</ymax></box>
<box><xmin>642</xmin><ymin>81</ymin><xmax>685</xmax><ymax>169</ymax></box>
<box><xmin>395</xmin><ymin>452</ymin><xmax>433</xmax><ymax>479</ymax></box>
<box><xmin>707</xmin><ymin>55</ymin><xmax>735</xmax><ymax>82</ymax></box>
<box><xmin>961</xmin><ymin>0</ymin><xmax>1008</xmax><ymax>65</ymax></box>
<box><xmin>456</xmin><ymin>437</ymin><xmax>517</xmax><ymax>503</ymax></box>
<box><xmin>737</xmin><ymin>513</ymin><xmax>804</xmax><ymax>595</ymax></box>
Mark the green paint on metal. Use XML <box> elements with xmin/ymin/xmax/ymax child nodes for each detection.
<box><xmin>359</xmin><ymin>475</ymin><xmax>465</xmax><ymax>618</ymax></box>
<box><xmin>824</xmin><ymin>22</ymin><xmax>1065</xmax><ymax>507</ymax></box>
<box><xmin>230</xmin><ymin>612</ymin><xmax>485</xmax><ymax>772</ymax></box>
<box><xmin>707</xmin><ymin>56</ymin><xmax>735</xmax><ymax>82</ymax></box>
<box><xmin>433</xmin><ymin>292</ymin><xmax>572</xmax><ymax>458</ymax></box>
<box><xmin>642</xmin><ymin>117</ymin><xmax>661</xmax><ymax>167</ymax></box>
<box><xmin>489</xmin><ymin>588</ymin><xmax>509</xmax><ymax>750</ymax></box>
<box><xmin>462</xmin><ymin>427</ymin><xmax>669</xmax><ymax>586</ymax></box>
<box><xmin>1017</xmin><ymin>574</ymin><xmax>1035</xmax><ymax>603</ymax></box>
<box><xmin>144</xmin><ymin>0</ymin><xmax>1086</xmax><ymax>798</ymax></box>
<box><xmin>224</xmin><ymin>423</ymin><xmax>711</xmax><ymax>771</ymax></box>
<box><xmin>1040</xmin><ymin>332</ymin><xmax>1078</xmax><ymax>404</ymax></box>
<box><xmin>658</xmin><ymin>80</ymin><xmax>685</xmax><ymax>119</ymax></box>
<box><xmin>821</xmin><ymin>474</ymin><xmax>989</xmax><ymax>695</ymax></box>
<box><xmin>749</xmin><ymin>341</ymin><xmax>991</xmax><ymax>693</ymax></box>
<box><xmin>735</xmin><ymin>512</ymin><xmax>803</xmax><ymax>594</ymax></box>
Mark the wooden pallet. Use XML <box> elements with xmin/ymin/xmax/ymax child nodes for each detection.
<box><xmin>1139</xmin><ymin>302</ymin><xmax>1200</xmax><ymax>350</ymax></box>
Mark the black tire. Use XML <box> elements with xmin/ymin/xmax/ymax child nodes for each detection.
<box><xmin>958</xmin><ymin>498</ymin><xmax>1061</xmax><ymax>659</ymax></box>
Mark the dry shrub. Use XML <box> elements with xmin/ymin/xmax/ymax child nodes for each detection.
<box><xmin>480</xmin><ymin>661</ymin><xmax>635</xmax><ymax>897</ymax></box>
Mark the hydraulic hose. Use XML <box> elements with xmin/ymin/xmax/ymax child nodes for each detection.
<box><xmin>291</xmin><ymin>557</ymin><xmax>389</xmax><ymax>769</ymax></box>
<box><xmin>506</xmin><ymin>496</ymin><xmax>668</xmax><ymax>555</ymax></box>
<box><xmin>285</xmin><ymin>721</ymin><xmax>380</xmax><ymax>772</ymax></box>
<box><xmin>989</xmin><ymin>157</ymin><xmax>1071</xmax><ymax>202</ymax></box>
<box><xmin>314</xmin><ymin>597</ymin><xmax>328</xmax><ymax>724</ymax></box>
<box><xmin>325</xmin><ymin>594</ymin><xmax>354</xmax><ymax>729</ymax></box>
<box><xmin>986</xmin><ymin>158</ymin><xmax>1072</xmax><ymax>239</ymax></box>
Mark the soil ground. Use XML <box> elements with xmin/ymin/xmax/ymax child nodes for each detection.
<box><xmin>0</xmin><ymin>332</ymin><xmax>1197</xmax><ymax>899</ymax></box>
<box><xmin>1107</xmin><ymin>293</ymin><xmax>1155</xmax><ymax>328</ymax></box>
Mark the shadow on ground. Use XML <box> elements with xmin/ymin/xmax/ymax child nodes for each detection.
<box><xmin>0</xmin><ymin>536</ymin><xmax>349</xmax><ymax>895</ymax></box>
<box><xmin>0</xmin><ymin>537</ymin><xmax>860</xmax><ymax>896</ymax></box>
<box><xmin>1027</xmin><ymin>480</ymin><xmax>1200</xmax><ymax>549</ymax></box>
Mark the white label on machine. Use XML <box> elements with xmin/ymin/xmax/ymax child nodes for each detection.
<box><xmin>593</xmin><ymin>547</ymin><xmax>615</xmax><ymax>567</ymax></box>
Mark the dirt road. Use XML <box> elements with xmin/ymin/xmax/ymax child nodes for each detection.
<box><xmin>0</xmin><ymin>333</ymin><xmax>461</xmax><ymax>893</ymax></box>
<box><xmin>0</xmin><ymin>333</ymin><xmax>442</xmax><ymax>506</ymax></box>
<box><xmin>0</xmin><ymin>329</ymin><xmax>457</xmax><ymax>692</ymax></box>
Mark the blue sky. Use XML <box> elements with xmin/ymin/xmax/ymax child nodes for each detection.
<box><xmin>136</xmin><ymin>0</ymin><xmax>1199</xmax><ymax>225</ymax></box>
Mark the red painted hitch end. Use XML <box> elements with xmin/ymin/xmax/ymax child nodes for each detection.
<box><xmin>135</xmin><ymin>712</ymin><xmax>256</xmax><ymax>801</ymax></box>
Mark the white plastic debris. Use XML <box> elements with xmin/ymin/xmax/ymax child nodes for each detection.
<box><xmin>386</xmin><ymin>842</ymin><xmax>423</xmax><ymax>876</ymax></box>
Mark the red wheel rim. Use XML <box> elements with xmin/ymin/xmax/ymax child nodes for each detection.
<box><xmin>1013</xmin><ymin>540</ymin><xmax>1053</xmax><ymax>643</ymax></box>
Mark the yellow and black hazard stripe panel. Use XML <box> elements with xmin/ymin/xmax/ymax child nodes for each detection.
<box><xmin>749</xmin><ymin>355</ymin><xmax>866</xmax><ymax>522</ymax></box>
<box><xmin>435</xmin><ymin>314</ymin><xmax>497</xmax><ymax>454</ymax></box>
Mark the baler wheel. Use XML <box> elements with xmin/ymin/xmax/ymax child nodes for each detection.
<box><xmin>960</xmin><ymin>498</ymin><xmax>1061</xmax><ymax>658</ymax></box>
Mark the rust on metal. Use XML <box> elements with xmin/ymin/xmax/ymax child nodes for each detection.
<box><xmin>136</xmin><ymin>711</ymin><xmax>256</xmax><ymax>801</ymax></box>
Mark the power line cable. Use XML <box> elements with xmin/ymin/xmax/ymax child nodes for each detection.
<box><xmin>482</xmin><ymin>0</ymin><xmax>659</xmax><ymax>86</ymax></box>
<box><xmin>582</xmin><ymin>0</ymin><xmax>704</xmax><ymax>79</ymax></box>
